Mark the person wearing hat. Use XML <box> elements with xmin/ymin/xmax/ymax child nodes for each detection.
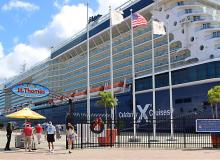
<box><xmin>46</xmin><ymin>121</ymin><xmax>56</xmax><ymax>153</ymax></box>
<box><xmin>66</xmin><ymin>123</ymin><xmax>77</xmax><ymax>153</ymax></box>
<box><xmin>4</xmin><ymin>122</ymin><xmax>13</xmax><ymax>151</ymax></box>
<box><xmin>35</xmin><ymin>124</ymin><xmax>43</xmax><ymax>144</ymax></box>
<box><xmin>23</xmin><ymin>123</ymin><xmax>33</xmax><ymax>152</ymax></box>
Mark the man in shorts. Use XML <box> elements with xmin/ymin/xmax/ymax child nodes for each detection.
<box><xmin>23</xmin><ymin>124</ymin><xmax>33</xmax><ymax>152</ymax></box>
<box><xmin>46</xmin><ymin>121</ymin><xmax>56</xmax><ymax>153</ymax></box>
<box><xmin>35</xmin><ymin>124</ymin><xmax>43</xmax><ymax>144</ymax></box>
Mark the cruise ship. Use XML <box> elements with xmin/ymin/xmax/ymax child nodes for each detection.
<box><xmin>1</xmin><ymin>0</ymin><xmax>220</xmax><ymax>130</ymax></box>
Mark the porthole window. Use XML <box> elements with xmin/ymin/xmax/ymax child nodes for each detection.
<box><xmin>182</xmin><ymin>29</ymin><xmax>184</xmax><ymax>34</ymax></box>
<box><xmin>200</xmin><ymin>45</ymin><xmax>204</xmax><ymax>50</ymax></box>
<box><xmin>210</xmin><ymin>54</ymin><xmax>214</xmax><ymax>59</ymax></box>
<box><xmin>166</xmin><ymin>14</ymin><xmax>169</xmax><ymax>19</ymax></box>
<box><xmin>174</xmin><ymin>21</ymin><xmax>177</xmax><ymax>26</ymax></box>
<box><xmin>190</xmin><ymin>37</ymin><xmax>194</xmax><ymax>42</ymax></box>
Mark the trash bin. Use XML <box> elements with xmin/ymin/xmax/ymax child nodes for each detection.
<box><xmin>15</xmin><ymin>134</ymin><xmax>24</xmax><ymax>148</ymax></box>
<box><xmin>15</xmin><ymin>134</ymin><xmax>37</xmax><ymax>150</ymax></box>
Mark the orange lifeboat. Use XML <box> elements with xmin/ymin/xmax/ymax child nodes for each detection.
<box><xmin>52</xmin><ymin>96</ymin><xmax>65</xmax><ymax>104</ymax></box>
<box><xmin>104</xmin><ymin>82</ymin><xmax>124</xmax><ymax>93</ymax></box>
<box><xmin>72</xmin><ymin>90</ymin><xmax>87</xmax><ymax>99</ymax></box>
<box><xmin>90</xmin><ymin>86</ymin><xmax>104</xmax><ymax>97</ymax></box>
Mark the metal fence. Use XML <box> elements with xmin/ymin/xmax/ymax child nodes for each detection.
<box><xmin>70</xmin><ymin>118</ymin><xmax>216</xmax><ymax>149</ymax></box>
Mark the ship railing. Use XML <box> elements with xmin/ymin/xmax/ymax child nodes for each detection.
<box><xmin>177</xmin><ymin>7</ymin><xmax>217</xmax><ymax>17</ymax></box>
<box><xmin>169</xmin><ymin>0</ymin><xmax>201</xmax><ymax>10</ymax></box>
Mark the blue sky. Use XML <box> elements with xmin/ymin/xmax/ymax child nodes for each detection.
<box><xmin>0</xmin><ymin>0</ymin><xmax>128</xmax><ymax>82</ymax></box>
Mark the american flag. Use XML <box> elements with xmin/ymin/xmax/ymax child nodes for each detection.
<box><xmin>131</xmin><ymin>13</ymin><xmax>147</xmax><ymax>28</ymax></box>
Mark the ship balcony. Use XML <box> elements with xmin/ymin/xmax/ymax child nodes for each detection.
<box><xmin>195</xmin><ymin>25</ymin><xmax>220</xmax><ymax>32</ymax></box>
<box><xmin>192</xmin><ymin>17</ymin><xmax>220</xmax><ymax>25</ymax></box>
<box><xmin>170</xmin><ymin>1</ymin><xmax>200</xmax><ymax>9</ymax></box>
<box><xmin>175</xmin><ymin>4</ymin><xmax>203</xmax><ymax>11</ymax></box>
<box><xmin>178</xmin><ymin>8</ymin><xmax>216</xmax><ymax>19</ymax></box>
<box><xmin>205</xmin><ymin>31</ymin><xmax>220</xmax><ymax>40</ymax></box>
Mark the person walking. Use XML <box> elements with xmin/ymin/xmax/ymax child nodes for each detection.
<box><xmin>4</xmin><ymin>122</ymin><xmax>13</xmax><ymax>151</ymax></box>
<box><xmin>35</xmin><ymin>124</ymin><xmax>43</xmax><ymax>144</ymax></box>
<box><xmin>23</xmin><ymin>124</ymin><xmax>33</xmax><ymax>152</ymax></box>
<box><xmin>46</xmin><ymin>121</ymin><xmax>56</xmax><ymax>153</ymax></box>
<box><xmin>55</xmin><ymin>125</ymin><xmax>61</xmax><ymax>140</ymax></box>
<box><xmin>66</xmin><ymin>123</ymin><xmax>77</xmax><ymax>154</ymax></box>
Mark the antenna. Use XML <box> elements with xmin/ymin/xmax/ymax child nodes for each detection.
<box><xmin>20</xmin><ymin>60</ymin><xmax>27</xmax><ymax>73</ymax></box>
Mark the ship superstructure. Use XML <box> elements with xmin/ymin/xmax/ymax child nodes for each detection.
<box><xmin>1</xmin><ymin>0</ymin><xmax>220</xmax><ymax>126</ymax></box>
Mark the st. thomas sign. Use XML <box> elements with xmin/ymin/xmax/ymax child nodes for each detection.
<box><xmin>12</xmin><ymin>83</ymin><xmax>50</xmax><ymax>98</ymax></box>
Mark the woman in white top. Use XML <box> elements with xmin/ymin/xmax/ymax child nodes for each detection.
<box><xmin>66</xmin><ymin>123</ymin><xmax>77</xmax><ymax>153</ymax></box>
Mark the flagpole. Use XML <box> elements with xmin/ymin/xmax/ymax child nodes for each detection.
<box><xmin>86</xmin><ymin>2</ymin><xmax>90</xmax><ymax>124</ymax></box>
<box><xmin>109</xmin><ymin>6</ymin><xmax>114</xmax><ymax>125</ymax></box>
<box><xmin>130</xmin><ymin>9</ymin><xmax>136</xmax><ymax>138</ymax></box>
<box><xmin>167</xmin><ymin>21</ymin><xmax>174</xmax><ymax>139</ymax></box>
<box><xmin>151</xmin><ymin>19</ymin><xmax>157</xmax><ymax>140</ymax></box>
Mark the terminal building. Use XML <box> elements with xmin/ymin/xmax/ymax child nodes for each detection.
<box><xmin>1</xmin><ymin>0</ymin><xmax>220</xmax><ymax>130</ymax></box>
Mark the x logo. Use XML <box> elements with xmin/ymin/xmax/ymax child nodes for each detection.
<box><xmin>137</xmin><ymin>104</ymin><xmax>151</xmax><ymax>123</ymax></box>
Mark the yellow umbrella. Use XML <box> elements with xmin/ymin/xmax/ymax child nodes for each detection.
<box><xmin>6</xmin><ymin>107</ymin><xmax>46</xmax><ymax>119</ymax></box>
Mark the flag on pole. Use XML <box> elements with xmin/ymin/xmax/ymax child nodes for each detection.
<box><xmin>111</xmin><ymin>10</ymin><xmax>124</xmax><ymax>25</ymax></box>
<box><xmin>152</xmin><ymin>20</ymin><xmax>166</xmax><ymax>35</ymax></box>
<box><xmin>131</xmin><ymin>13</ymin><xmax>148</xmax><ymax>28</ymax></box>
<box><xmin>89</xmin><ymin>14</ymin><xmax>102</xmax><ymax>24</ymax></box>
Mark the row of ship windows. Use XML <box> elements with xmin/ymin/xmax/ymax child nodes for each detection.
<box><xmin>136</xmin><ymin>61</ymin><xmax>220</xmax><ymax>91</ymax></box>
<box><xmin>50</xmin><ymin>57</ymin><xmax>187</xmax><ymax>92</ymax></box>
<box><xmin>51</xmin><ymin>36</ymin><xmax>166</xmax><ymax>75</ymax></box>
<box><xmin>50</xmin><ymin>39</ymin><xmax>180</xmax><ymax>77</ymax></box>
<box><xmin>51</xmin><ymin>28</ymin><xmax>164</xmax><ymax>70</ymax></box>
<box><xmin>49</xmin><ymin>49</ymin><xmax>186</xmax><ymax>82</ymax></box>
<box><xmin>48</xmin><ymin>51</ymin><xmax>187</xmax><ymax>86</ymax></box>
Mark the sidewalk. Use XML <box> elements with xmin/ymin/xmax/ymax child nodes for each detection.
<box><xmin>1</xmin><ymin>147</ymin><xmax>220</xmax><ymax>160</ymax></box>
<box><xmin>0</xmin><ymin>131</ymin><xmax>220</xmax><ymax>160</ymax></box>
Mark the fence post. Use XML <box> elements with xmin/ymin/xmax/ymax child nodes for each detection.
<box><xmin>148</xmin><ymin>129</ymin><xmax>151</xmax><ymax>148</ymax></box>
<box><xmin>117</xmin><ymin>120</ymin><xmax>120</xmax><ymax>148</ymax></box>
<box><xmin>81</xmin><ymin>123</ymin><xmax>83</xmax><ymax>149</ymax></box>
<box><xmin>110</xmin><ymin>119</ymin><xmax>112</xmax><ymax>147</ymax></box>
<box><xmin>183</xmin><ymin>118</ymin><xmax>186</xmax><ymax>148</ymax></box>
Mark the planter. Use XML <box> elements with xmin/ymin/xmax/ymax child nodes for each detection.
<box><xmin>211</xmin><ymin>133</ymin><xmax>220</xmax><ymax>148</ymax></box>
<box><xmin>98</xmin><ymin>129</ymin><xmax>117</xmax><ymax>146</ymax></box>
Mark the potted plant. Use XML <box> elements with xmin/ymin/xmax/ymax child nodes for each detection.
<box><xmin>96</xmin><ymin>91</ymin><xmax>118</xmax><ymax>146</ymax></box>
<box><xmin>97</xmin><ymin>91</ymin><xmax>118</xmax><ymax>124</ymax></box>
<box><xmin>208</xmin><ymin>86</ymin><xmax>220</xmax><ymax>148</ymax></box>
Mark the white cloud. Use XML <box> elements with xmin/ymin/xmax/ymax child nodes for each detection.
<box><xmin>96</xmin><ymin>0</ymin><xmax>129</xmax><ymax>15</ymax></box>
<box><xmin>0</xmin><ymin>0</ymin><xmax>129</xmax><ymax>82</ymax></box>
<box><xmin>2</xmin><ymin>0</ymin><xmax>39</xmax><ymax>12</ymax></box>
<box><xmin>53</xmin><ymin>0</ymin><xmax>70</xmax><ymax>9</ymax></box>
<box><xmin>0</xmin><ymin>43</ymin><xmax>49</xmax><ymax>82</ymax></box>
<box><xmin>29</xmin><ymin>4</ymin><xmax>94</xmax><ymax>48</ymax></box>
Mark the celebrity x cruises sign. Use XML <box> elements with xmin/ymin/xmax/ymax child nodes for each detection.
<box><xmin>12</xmin><ymin>83</ymin><xmax>50</xmax><ymax>98</ymax></box>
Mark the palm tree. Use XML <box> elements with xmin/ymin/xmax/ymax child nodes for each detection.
<box><xmin>207</xmin><ymin>86</ymin><xmax>220</xmax><ymax>119</ymax></box>
<box><xmin>97</xmin><ymin>91</ymin><xmax>118</xmax><ymax>124</ymax></box>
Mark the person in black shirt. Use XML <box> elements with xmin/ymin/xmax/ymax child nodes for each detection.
<box><xmin>5</xmin><ymin>122</ymin><xmax>12</xmax><ymax>151</ymax></box>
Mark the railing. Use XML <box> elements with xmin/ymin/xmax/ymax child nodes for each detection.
<box><xmin>72</xmin><ymin>118</ymin><xmax>215</xmax><ymax>149</ymax></box>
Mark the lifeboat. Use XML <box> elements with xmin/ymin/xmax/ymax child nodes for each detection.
<box><xmin>48</xmin><ymin>99</ymin><xmax>54</xmax><ymax>105</ymax></box>
<box><xmin>104</xmin><ymin>82</ymin><xmax>124</xmax><ymax>93</ymax></box>
<box><xmin>72</xmin><ymin>90</ymin><xmax>87</xmax><ymax>99</ymax></box>
<box><xmin>52</xmin><ymin>96</ymin><xmax>65</xmax><ymax>104</ymax></box>
<box><xmin>90</xmin><ymin>86</ymin><xmax>104</xmax><ymax>97</ymax></box>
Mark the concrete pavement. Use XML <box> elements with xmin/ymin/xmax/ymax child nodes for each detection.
<box><xmin>0</xmin><ymin>131</ymin><xmax>220</xmax><ymax>160</ymax></box>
